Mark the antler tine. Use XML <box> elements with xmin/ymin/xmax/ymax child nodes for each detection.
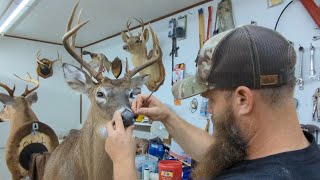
<box><xmin>63</xmin><ymin>1</ymin><xmax>103</xmax><ymax>82</ymax></box>
<box><xmin>14</xmin><ymin>73</ymin><xmax>40</xmax><ymax>97</ymax></box>
<box><xmin>53</xmin><ymin>50</ymin><xmax>62</xmax><ymax>63</ymax></box>
<box><xmin>133</xmin><ymin>17</ymin><xmax>145</xmax><ymax>34</ymax></box>
<box><xmin>0</xmin><ymin>83</ymin><xmax>15</xmax><ymax>97</ymax></box>
<box><xmin>72</xmin><ymin>8</ymin><xmax>83</xmax><ymax>48</ymax></box>
<box><xmin>36</xmin><ymin>50</ymin><xmax>41</xmax><ymax>60</ymax></box>
<box><xmin>126</xmin><ymin>19</ymin><xmax>133</xmax><ymax>36</ymax></box>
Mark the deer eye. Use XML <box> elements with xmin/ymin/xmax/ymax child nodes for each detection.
<box><xmin>135</xmin><ymin>39</ymin><xmax>140</xmax><ymax>43</ymax></box>
<box><xmin>96</xmin><ymin>91</ymin><xmax>105</xmax><ymax>98</ymax></box>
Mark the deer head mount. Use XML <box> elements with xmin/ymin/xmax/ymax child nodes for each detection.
<box><xmin>36</xmin><ymin>51</ymin><xmax>62</xmax><ymax>79</ymax></box>
<box><xmin>43</xmin><ymin>2</ymin><xmax>161</xmax><ymax>179</ymax></box>
<box><xmin>121</xmin><ymin>18</ymin><xmax>165</xmax><ymax>92</ymax></box>
<box><xmin>0</xmin><ymin>73</ymin><xmax>39</xmax><ymax>123</ymax></box>
<box><xmin>0</xmin><ymin>73</ymin><xmax>58</xmax><ymax>179</ymax></box>
<box><xmin>82</xmin><ymin>50</ymin><xmax>123</xmax><ymax>78</ymax></box>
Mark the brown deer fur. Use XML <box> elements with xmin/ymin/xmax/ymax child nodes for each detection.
<box><xmin>43</xmin><ymin>1</ymin><xmax>161</xmax><ymax>179</ymax></box>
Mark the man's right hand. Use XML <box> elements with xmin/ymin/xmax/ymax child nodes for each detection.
<box><xmin>131</xmin><ymin>94</ymin><xmax>171</xmax><ymax>122</ymax></box>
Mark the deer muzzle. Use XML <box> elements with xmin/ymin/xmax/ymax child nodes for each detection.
<box><xmin>121</xmin><ymin>109</ymin><xmax>136</xmax><ymax>127</ymax></box>
<box><xmin>123</xmin><ymin>45</ymin><xmax>129</xmax><ymax>51</ymax></box>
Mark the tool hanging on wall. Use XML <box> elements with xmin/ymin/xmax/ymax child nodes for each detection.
<box><xmin>205</xmin><ymin>6</ymin><xmax>213</xmax><ymax>42</ymax></box>
<box><xmin>309</xmin><ymin>44</ymin><xmax>316</xmax><ymax>80</ymax></box>
<box><xmin>216</xmin><ymin>0</ymin><xmax>235</xmax><ymax>33</ymax></box>
<box><xmin>300</xmin><ymin>0</ymin><xmax>320</xmax><ymax>28</ymax></box>
<box><xmin>169</xmin><ymin>18</ymin><xmax>180</xmax><ymax>85</ymax></box>
<box><xmin>190</xmin><ymin>98</ymin><xmax>198</xmax><ymax>113</ymax></box>
<box><xmin>312</xmin><ymin>88</ymin><xmax>320</xmax><ymax>122</ymax></box>
<box><xmin>301</xmin><ymin>124</ymin><xmax>319</xmax><ymax>144</ymax></box>
<box><xmin>198</xmin><ymin>8</ymin><xmax>205</xmax><ymax>48</ymax></box>
<box><xmin>297</xmin><ymin>45</ymin><xmax>304</xmax><ymax>90</ymax></box>
<box><xmin>176</xmin><ymin>15</ymin><xmax>187</xmax><ymax>40</ymax></box>
<box><xmin>213</xmin><ymin>7</ymin><xmax>219</xmax><ymax>36</ymax></box>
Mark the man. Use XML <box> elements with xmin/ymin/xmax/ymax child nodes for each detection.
<box><xmin>105</xmin><ymin>25</ymin><xmax>320</xmax><ymax>179</ymax></box>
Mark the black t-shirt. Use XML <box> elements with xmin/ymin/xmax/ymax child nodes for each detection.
<box><xmin>214</xmin><ymin>131</ymin><xmax>320</xmax><ymax>180</ymax></box>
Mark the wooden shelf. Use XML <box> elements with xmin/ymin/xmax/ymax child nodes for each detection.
<box><xmin>134</xmin><ymin>122</ymin><xmax>152</xmax><ymax>127</ymax></box>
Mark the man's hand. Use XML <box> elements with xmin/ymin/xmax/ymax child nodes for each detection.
<box><xmin>105</xmin><ymin>111</ymin><xmax>136</xmax><ymax>163</ymax></box>
<box><xmin>131</xmin><ymin>94</ymin><xmax>171</xmax><ymax>122</ymax></box>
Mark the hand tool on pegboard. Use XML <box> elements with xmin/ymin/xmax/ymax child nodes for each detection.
<box><xmin>198</xmin><ymin>8</ymin><xmax>205</xmax><ymax>49</ymax></box>
<box><xmin>296</xmin><ymin>45</ymin><xmax>304</xmax><ymax>90</ymax></box>
<box><xmin>169</xmin><ymin>18</ymin><xmax>179</xmax><ymax>85</ymax></box>
<box><xmin>309</xmin><ymin>44</ymin><xmax>316</xmax><ymax>80</ymax></box>
<box><xmin>301</xmin><ymin>124</ymin><xmax>320</xmax><ymax>143</ymax></box>
<box><xmin>300</xmin><ymin>0</ymin><xmax>320</xmax><ymax>28</ymax></box>
<box><xmin>205</xmin><ymin>6</ymin><xmax>213</xmax><ymax>42</ymax></box>
<box><xmin>312</xmin><ymin>88</ymin><xmax>320</xmax><ymax>122</ymax></box>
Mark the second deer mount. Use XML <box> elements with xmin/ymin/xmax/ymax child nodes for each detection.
<box><xmin>82</xmin><ymin>50</ymin><xmax>123</xmax><ymax>79</ymax></box>
<box><xmin>36</xmin><ymin>51</ymin><xmax>62</xmax><ymax>79</ymax></box>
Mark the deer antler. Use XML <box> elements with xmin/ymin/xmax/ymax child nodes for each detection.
<box><xmin>53</xmin><ymin>50</ymin><xmax>62</xmax><ymax>63</ymax></box>
<box><xmin>62</xmin><ymin>1</ymin><xmax>105</xmax><ymax>83</ymax></box>
<box><xmin>0</xmin><ymin>83</ymin><xmax>15</xmax><ymax>97</ymax></box>
<box><xmin>133</xmin><ymin>17</ymin><xmax>145</xmax><ymax>36</ymax></box>
<box><xmin>35</xmin><ymin>50</ymin><xmax>46</xmax><ymax>65</ymax></box>
<box><xmin>14</xmin><ymin>73</ymin><xmax>39</xmax><ymax>97</ymax></box>
<box><xmin>126</xmin><ymin>19</ymin><xmax>133</xmax><ymax>36</ymax></box>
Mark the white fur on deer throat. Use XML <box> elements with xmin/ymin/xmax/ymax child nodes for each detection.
<box><xmin>97</xmin><ymin>107</ymin><xmax>130</xmax><ymax>139</ymax></box>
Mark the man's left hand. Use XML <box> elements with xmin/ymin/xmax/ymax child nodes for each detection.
<box><xmin>105</xmin><ymin>111</ymin><xmax>136</xmax><ymax>163</ymax></box>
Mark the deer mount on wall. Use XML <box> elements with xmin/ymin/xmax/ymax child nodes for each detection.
<box><xmin>82</xmin><ymin>50</ymin><xmax>123</xmax><ymax>78</ymax></box>
<box><xmin>0</xmin><ymin>73</ymin><xmax>59</xmax><ymax>179</ymax></box>
<box><xmin>121</xmin><ymin>18</ymin><xmax>165</xmax><ymax>92</ymax></box>
<box><xmin>36</xmin><ymin>51</ymin><xmax>62</xmax><ymax>79</ymax></box>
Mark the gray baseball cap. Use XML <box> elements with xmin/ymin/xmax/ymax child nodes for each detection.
<box><xmin>172</xmin><ymin>25</ymin><xmax>296</xmax><ymax>100</ymax></box>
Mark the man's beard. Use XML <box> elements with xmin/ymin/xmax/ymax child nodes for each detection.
<box><xmin>192</xmin><ymin>105</ymin><xmax>248</xmax><ymax>179</ymax></box>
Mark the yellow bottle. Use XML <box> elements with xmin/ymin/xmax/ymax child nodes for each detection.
<box><xmin>135</xmin><ymin>115</ymin><xmax>144</xmax><ymax>122</ymax></box>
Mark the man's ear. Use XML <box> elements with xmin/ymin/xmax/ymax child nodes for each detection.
<box><xmin>26</xmin><ymin>92</ymin><xmax>38</xmax><ymax>104</ymax></box>
<box><xmin>0</xmin><ymin>93</ymin><xmax>14</xmax><ymax>105</ymax></box>
<box><xmin>234</xmin><ymin>86</ymin><xmax>253</xmax><ymax>115</ymax></box>
<box><xmin>121</xmin><ymin>31</ymin><xmax>129</xmax><ymax>43</ymax></box>
<box><xmin>62</xmin><ymin>63</ymin><xmax>95</xmax><ymax>95</ymax></box>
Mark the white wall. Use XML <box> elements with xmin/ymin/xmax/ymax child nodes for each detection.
<box><xmin>83</xmin><ymin>0</ymin><xmax>320</xmax><ymax>134</ymax></box>
<box><xmin>0</xmin><ymin>36</ymin><xmax>82</xmax><ymax>179</ymax></box>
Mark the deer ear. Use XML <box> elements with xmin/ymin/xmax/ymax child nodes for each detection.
<box><xmin>121</xmin><ymin>31</ymin><xmax>129</xmax><ymax>43</ymax></box>
<box><xmin>62</xmin><ymin>63</ymin><xmax>95</xmax><ymax>95</ymax></box>
<box><xmin>26</xmin><ymin>92</ymin><xmax>38</xmax><ymax>104</ymax></box>
<box><xmin>143</xmin><ymin>29</ymin><xmax>149</xmax><ymax>42</ymax></box>
<box><xmin>0</xmin><ymin>93</ymin><xmax>14</xmax><ymax>105</ymax></box>
<box><xmin>131</xmin><ymin>74</ymin><xmax>149</xmax><ymax>89</ymax></box>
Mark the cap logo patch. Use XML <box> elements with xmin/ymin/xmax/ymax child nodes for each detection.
<box><xmin>260</xmin><ymin>75</ymin><xmax>278</xmax><ymax>86</ymax></box>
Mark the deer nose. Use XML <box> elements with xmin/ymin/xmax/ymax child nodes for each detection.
<box><xmin>123</xmin><ymin>45</ymin><xmax>129</xmax><ymax>51</ymax></box>
<box><xmin>121</xmin><ymin>108</ymin><xmax>135</xmax><ymax>127</ymax></box>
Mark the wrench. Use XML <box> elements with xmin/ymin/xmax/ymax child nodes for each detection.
<box><xmin>309</xmin><ymin>44</ymin><xmax>316</xmax><ymax>79</ymax></box>
<box><xmin>313</xmin><ymin>36</ymin><xmax>320</xmax><ymax>41</ymax></box>
<box><xmin>297</xmin><ymin>45</ymin><xmax>304</xmax><ymax>90</ymax></box>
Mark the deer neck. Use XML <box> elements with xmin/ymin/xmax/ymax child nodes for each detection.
<box><xmin>81</xmin><ymin>106</ymin><xmax>113</xmax><ymax>145</ymax></box>
<box><xmin>131</xmin><ymin>47</ymin><xmax>148</xmax><ymax>67</ymax></box>
<box><xmin>10</xmin><ymin>106</ymin><xmax>38</xmax><ymax>133</ymax></box>
<box><xmin>80</xmin><ymin>106</ymin><xmax>113</xmax><ymax>175</ymax></box>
